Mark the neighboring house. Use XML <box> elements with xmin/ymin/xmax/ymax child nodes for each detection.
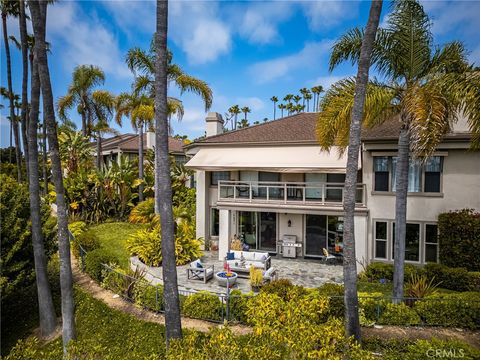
<box><xmin>94</xmin><ymin>132</ymin><xmax>186</xmax><ymax>167</ymax></box>
<box><xmin>185</xmin><ymin>112</ymin><xmax>480</xmax><ymax>267</ymax></box>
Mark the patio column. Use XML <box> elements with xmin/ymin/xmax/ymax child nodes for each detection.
<box><xmin>196</xmin><ymin>171</ymin><xmax>208</xmax><ymax>243</ymax></box>
<box><xmin>219</xmin><ymin>209</ymin><xmax>231</xmax><ymax>260</ymax></box>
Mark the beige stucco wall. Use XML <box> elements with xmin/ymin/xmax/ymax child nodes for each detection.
<box><xmin>278</xmin><ymin>213</ymin><xmax>304</xmax><ymax>256</ymax></box>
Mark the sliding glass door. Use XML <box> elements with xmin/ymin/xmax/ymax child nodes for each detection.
<box><xmin>238</xmin><ymin>211</ymin><xmax>277</xmax><ymax>252</ymax></box>
<box><xmin>305</xmin><ymin>215</ymin><xmax>327</xmax><ymax>256</ymax></box>
<box><xmin>259</xmin><ymin>212</ymin><xmax>277</xmax><ymax>251</ymax></box>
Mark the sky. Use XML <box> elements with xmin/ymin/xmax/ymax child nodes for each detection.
<box><xmin>1</xmin><ymin>0</ymin><xmax>479</xmax><ymax>147</ymax></box>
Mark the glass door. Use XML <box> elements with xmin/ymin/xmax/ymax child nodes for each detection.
<box><xmin>305</xmin><ymin>215</ymin><xmax>327</xmax><ymax>256</ymax></box>
<box><xmin>259</xmin><ymin>212</ymin><xmax>277</xmax><ymax>252</ymax></box>
<box><xmin>239</xmin><ymin>211</ymin><xmax>257</xmax><ymax>249</ymax></box>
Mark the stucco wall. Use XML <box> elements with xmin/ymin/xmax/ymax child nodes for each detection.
<box><xmin>278</xmin><ymin>213</ymin><xmax>304</xmax><ymax>256</ymax></box>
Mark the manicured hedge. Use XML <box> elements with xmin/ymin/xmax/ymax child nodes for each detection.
<box><xmin>378</xmin><ymin>303</ymin><xmax>421</xmax><ymax>326</ymax></box>
<box><xmin>72</xmin><ymin>230</ymin><xmax>100</xmax><ymax>258</ymax></box>
<box><xmin>438</xmin><ymin>209</ymin><xmax>480</xmax><ymax>271</ymax></box>
<box><xmin>361</xmin><ymin>262</ymin><xmax>419</xmax><ymax>282</ymax></box>
<box><xmin>84</xmin><ymin>248</ymin><xmax>116</xmax><ymax>282</ymax></box>
<box><xmin>181</xmin><ymin>292</ymin><xmax>224</xmax><ymax>321</ymax></box>
<box><xmin>423</xmin><ymin>263</ymin><xmax>480</xmax><ymax>292</ymax></box>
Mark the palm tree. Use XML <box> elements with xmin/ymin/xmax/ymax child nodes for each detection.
<box><xmin>116</xmin><ymin>92</ymin><xmax>155</xmax><ymax>201</ymax></box>
<box><xmin>299</xmin><ymin>88</ymin><xmax>310</xmax><ymax>108</ymax></box>
<box><xmin>318</xmin><ymin>0</ymin><xmax>480</xmax><ymax>302</ymax></box>
<box><xmin>241</xmin><ymin>106</ymin><xmax>251</xmax><ymax>121</ymax></box>
<box><xmin>228</xmin><ymin>105</ymin><xmax>241</xmax><ymax>130</ymax></box>
<box><xmin>91</xmin><ymin>89</ymin><xmax>117</xmax><ymax>169</ymax></box>
<box><xmin>278</xmin><ymin>103</ymin><xmax>286</xmax><ymax>118</ymax></box>
<box><xmin>238</xmin><ymin>119</ymin><xmax>249</xmax><ymax>129</ymax></box>
<box><xmin>57</xmin><ymin>64</ymin><xmax>106</xmax><ymax>137</ymax></box>
<box><xmin>286</xmin><ymin>102</ymin><xmax>294</xmax><ymax>116</ymax></box>
<box><xmin>29</xmin><ymin>0</ymin><xmax>77</xmax><ymax>352</ymax></box>
<box><xmin>311</xmin><ymin>85</ymin><xmax>324</xmax><ymax>111</ymax></box>
<box><xmin>154</xmin><ymin>0</ymin><xmax>182</xmax><ymax>343</ymax></box>
<box><xmin>27</xmin><ymin>41</ymin><xmax>58</xmax><ymax>338</ymax></box>
<box><xmin>305</xmin><ymin>92</ymin><xmax>312</xmax><ymax>112</ymax></box>
<box><xmin>1</xmin><ymin>0</ymin><xmax>21</xmax><ymax>181</ymax></box>
<box><xmin>270</xmin><ymin>96</ymin><xmax>278</xmax><ymax>120</ymax></box>
<box><xmin>18</xmin><ymin>0</ymin><xmax>29</xmax><ymax>182</ymax></box>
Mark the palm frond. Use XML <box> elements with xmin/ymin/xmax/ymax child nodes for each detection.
<box><xmin>72</xmin><ymin>65</ymin><xmax>105</xmax><ymax>91</ymax></box>
<box><xmin>132</xmin><ymin>75</ymin><xmax>153</xmax><ymax>96</ymax></box>
<box><xmin>167</xmin><ymin>97</ymin><xmax>184</xmax><ymax>121</ymax></box>
<box><xmin>57</xmin><ymin>93</ymin><xmax>75</xmax><ymax>121</ymax></box>
<box><xmin>429</xmin><ymin>41</ymin><xmax>470</xmax><ymax>74</ymax></box>
<box><xmin>126</xmin><ymin>47</ymin><xmax>155</xmax><ymax>75</ymax></box>
<box><xmin>174</xmin><ymin>74</ymin><xmax>213</xmax><ymax>111</ymax></box>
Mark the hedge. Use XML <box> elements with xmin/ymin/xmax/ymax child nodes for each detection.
<box><xmin>438</xmin><ymin>209</ymin><xmax>480</xmax><ymax>271</ymax></box>
<box><xmin>361</xmin><ymin>262</ymin><xmax>419</xmax><ymax>282</ymax></box>
<box><xmin>84</xmin><ymin>248</ymin><xmax>116</xmax><ymax>282</ymax></box>
<box><xmin>181</xmin><ymin>292</ymin><xmax>224</xmax><ymax>321</ymax></box>
<box><xmin>423</xmin><ymin>263</ymin><xmax>480</xmax><ymax>292</ymax></box>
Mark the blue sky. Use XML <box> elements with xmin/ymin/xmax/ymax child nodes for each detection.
<box><xmin>1</xmin><ymin>0</ymin><xmax>479</xmax><ymax>147</ymax></box>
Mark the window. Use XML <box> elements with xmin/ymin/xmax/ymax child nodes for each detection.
<box><xmin>425</xmin><ymin>224</ymin><xmax>438</xmax><ymax>262</ymax></box>
<box><xmin>374</xmin><ymin>157</ymin><xmax>389</xmax><ymax>191</ymax></box>
<box><xmin>211</xmin><ymin>171</ymin><xmax>230</xmax><ymax>185</ymax></box>
<box><xmin>373</xmin><ymin>156</ymin><xmax>442</xmax><ymax>193</ymax></box>
<box><xmin>375</xmin><ymin>221</ymin><xmax>388</xmax><ymax>259</ymax></box>
<box><xmin>210</xmin><ymin>208</ymin><xmax>219</xmax><ymax>237</ymax></box>
<box><xmin>392</xmin><ymin>223</ymin><xmax>420</xmax><ymax>262</ymax></box>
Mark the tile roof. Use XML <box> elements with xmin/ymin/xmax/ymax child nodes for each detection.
<box><xmin>101</xmin><ymin>133</ymin><xmax>185</xmax><ymax>153</ymax></box>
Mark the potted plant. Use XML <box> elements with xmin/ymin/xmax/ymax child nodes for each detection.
<box><xmin>249</xmin><ymin>266</ymin><xmax>263</xmax><ymax>292</ymax></box>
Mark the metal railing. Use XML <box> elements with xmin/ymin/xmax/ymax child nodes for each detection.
<box><xmin>218</xmin><ymin>180</ymin><xmax>366</xmax><ymax>206</ymax></box>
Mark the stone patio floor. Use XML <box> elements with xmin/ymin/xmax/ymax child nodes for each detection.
<box><xmin>131</xmin><ymin>251</ymin><xmax>343</xmax><ymax>295</ymax></box>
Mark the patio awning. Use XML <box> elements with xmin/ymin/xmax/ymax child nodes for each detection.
<box><xmin>185</xmin><ymin>146</ymin><xmax>360</xmax><ymax>173</ymax></box>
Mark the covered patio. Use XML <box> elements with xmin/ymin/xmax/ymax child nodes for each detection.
<box><xmin>131</xmin><ymin>251</ymin><xmax>343</xmax><ymax>294</ymax></box>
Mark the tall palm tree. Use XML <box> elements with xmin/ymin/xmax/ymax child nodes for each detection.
<box><xmin>91</xmin><ymin>89</ymin><xmax>117</xmax><ymax>169</ymax></box>
<box><xmin>278</xmin><ymin>103</ymin><xmax>286</xmax><ymax>118</ymax></box>
<box><xmin>154</xmin><ymin>0</ymin><xmax>182</xmax><ymax>343</ymax></box>
<box><xmin>29</xmin><ymin>0</ymin><xmax>77</xmax><ymax>352</ymax></box>
<box><xmin>228</xmin><ymin>104</ymin><xmax>241</xmax><ymax>130</ymax></box>
<box><xmin>57</xmin><ymin>64</ymin><xmax>105</xmax><ymax>137</ymax></box>
<box><xmin>318</xmin><ymin>0</ymin><xmax>480</xmax><ymax>302</ymax></box>
<box><xmin>1</xmin><ymin>0</ymin><xmax>21</xmax><ymax>181</ymax></box>
<box><xmin>241</xmin><ymin>106</ymin><xmax>251</xmax><ymax>122</ymax></box>
<box><xmin>305</xmin><ymin>92</ymin><xmax>312</xmax><ymax>112</ymax></box>
<box><xmin>18</xmin><ymin>0</ymin><xmax>29</xmax><ymax>181</ymax></box>
<box><xmin>270</xmin><ymin>96</ymin><xmax>278</xmax><ymax>120</ymax></box>
<box><xmin>318</xmin><ymin>0</ymin><xmax>383</xmax><ymax>342</ymax></box>
<box><xmin>27</xmin><ymin>42</ymin><xmax>57</xmax><ymax>338</ymax></box>
<box><xmin>311</xmin><ymin>85</ymin><xmax>324</xmax><ymax>111</ymax></box>
<box><xmin>116</xmin><ymin>92</ymin><xmax>155</xmax><ymax>201</ymax></box>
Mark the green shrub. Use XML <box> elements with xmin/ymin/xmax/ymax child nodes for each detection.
<box><xmin>72</xmin><ymin>230</ymin><xmax>100</xmax><ymax>258</ymax></box>
<box><xmin>438</xmin><ymin>209</ymin><xmax>480</xmax><ymax>271</ymax></box>
<box><xmin>358</xmin><ymin>292</ymin><xmax>386</xmax><ymax>323</ymax></box>
<box><xmin>378</xmin><ymin>303</ymin><xmax>421</xmax><ymax>325</ymax></box>
<box><xmin>317</xmin><ymin>283</ymin><xmax>345</xmax><ymax>318</ymax></box>
<box><xmin>182</xmin><ymin>292</ymin><xmax>224</xmax><ymax>321</ymax></box>
<box><xmin>260</xmin><ymin>278</ymin><xmax>307</xmax><ymax>301</ymax></box>
<box><xmin>415</xmin><ymin>292</ymin><xmax>480</xmax><ymax>329</ymax></box>
<box><xmin>128</xmin><ymin>198</ymin><xmax>156</xmax><ymax>224</ymax></box>
<box><xmin>228</xmin><ymin>290</ymin><xmax>251</xmax><ymax>323</ymax></box>
<box><xmin>68</xmin><ymin>221</ymin><xmax>87</xmax><ymax>238</ymax></box>
<box><xmin>133</xmin><ymin>281</ymin><xmax>164</xmax><ymax>312</ymax></box>
<box><xmin>127</xmin><ymin>223</ymin><xmax>202</xmax><ymax>267</ymax></box>
<box><xmin>402</xmin><ymin>338</ymin><xmax>480</xmax><ymax>360</ymax></box>
<box><xmin>362</xmin><ymin>262</ymin><xmax>420</xmax><ymax>281</ymax></box>
<box><xmin>423</xmin><ymin>263</ymin><xmax>479</xmax><ymax>292</ymax></box>
<box><xmin>84</xmin><ymin>248</ymin><xmax>116</xmax><ymax>282</ymax></box>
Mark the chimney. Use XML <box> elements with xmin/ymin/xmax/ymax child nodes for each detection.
<box><xmin>146</xmin><ymin>131</ymin><xmax>155</xmax><ymax>149</ymax></box>
<box><xmin>206</xmin><ymin>112</ymin><xmax>224</xmax><ymax>137</ymax></box>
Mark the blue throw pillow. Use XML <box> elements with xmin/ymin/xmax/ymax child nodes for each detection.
<box><xmin>226</xmin><ymin>252</ymin><xmax>235</xmax><ymax>260</ymax></box>
<box><xmin>196</xmin><ymin>262</ymin><xmax>203</xmax><ymax>268</ymax></box>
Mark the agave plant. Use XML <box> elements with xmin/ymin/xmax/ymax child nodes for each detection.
<box><xmin>406</xmin><ymin>273</ymin><xmax>441</xmax><ymax>299</ymax></box>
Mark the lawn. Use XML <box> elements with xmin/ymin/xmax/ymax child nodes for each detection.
<box><xmin>89</xmin><ymin>222</ymin><xmax>146</xmax><ymax>269</ymax></box>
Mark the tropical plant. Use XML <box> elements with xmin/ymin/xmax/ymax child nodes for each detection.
<box><xmin>278</xmin><ymin>103</ymin><xmax>286</xmax><ymax>118</ymax></box>
<box><xmin>129</xmin><ymin>197</ymin><xmax>156</xmax><ymax>224</ymax></box>
<box><xmin>227</xmin><ymin>105</ymin><xmax>241</xmax><ymax>130</ymax></box>
<box><xmin>30</xmin><ymin>0</ymin><xmax>77</xmax><ymax>348</ymax></box>
<box><xmin>58</xmin><ymin>131</ymin><xmax>93</xmax><ymax>174</ymax></box>
<box><xmin>91</xmin><ymin>89</ymin><xmax>117</xmax><ymax>169</ymax></box>
<box><xmin>249</xmin><ymin>266</ymin><xmax>263</xmax><ymax>290</ymax></box>
<box><xmin>311</xmin><ymin>85</ymin><xmax>324</xmax><ymax>112</ymax></box>
<box><xmin>405</xmin><ymin>273</ymin><xmax>440</xmax><ymax>299</ymax></box>
<box><xmin>317</xmin><ymin>0</ymin><xmax>480</xmax><ymax>303</ymax></box>
<box><xmin>240</xmin><ymin>106</ymin><xmax>251</xmax><ymax>122</ymax></box>
<box><xmin>270</xmin><ymin>96</ymin><xmax>278</xmax><ymax>120</ymax></box>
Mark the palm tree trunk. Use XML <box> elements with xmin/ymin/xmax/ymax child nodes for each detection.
<box><xmin>2</xmin><ymin>11</ymin><xmax>22</xmax><ymax>182</ymax></box>
<box><xmin>19</xmin><ymin>0</ymin><xmax>30</xmax><ymax>181</ymax></box>
<box><xmin>96</xmin><ymin>131</ymin><xmax>102</xmax><ymax>169</ymax></box>
<box><xmin>28</xmin><ymin>52</ymin><xmax>57</xmax><ymax>337</ymax></box>
<box><xmin>273</xmin><ymin>102</ymin><xmax>276</xmax><ymax>120</ymax></box>
<box><xmin>155</xmin><ymin>0</ymin><xmax>182</xmax><ymax>343</ymax></box>
<box><xmin>138</xmin><ymin>122</ymin><xmax>144</xmax><ymax>202</ymax></box>
<box><xmin>392</xmin><ymin>119</ymin><xmax>410</xmax><ymax>303</ymax></box>
<box><xmin>342</xmin><ymin>0</ymin><xmax>382</xmax><ymax>343</ymax></box>
<box><xmin>42</xmin><ymin>116</ymin><xmax>48</xmax><ymax>195</ymax></box>
<box><xmin>81</xmin><ymin>111</ymin><xmax>87</xmax><ymax>137</ymax></box>
<box><xmin>29</xmin><ymin>0</ymin><xmax>77</xmax><ymax>352</ymax></box>
<box><xmin>9</xmin><ymin>117</ymin><xmax>13</xmax><ymax>162</ymax></box>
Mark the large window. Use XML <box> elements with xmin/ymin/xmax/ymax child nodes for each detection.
<box><xmin>425</xmin><ymin>224</ymin><xmax>438</xmax><ymax>262</ymax></box>
<box><xmin>211</xmin><ymin>171</ymin><xmax>230</xmax><ymax>185</ymax></box>
<box><xmin>373</xmin><ymin>156</ymin><xmax>442</xmax><ymax>193</ymax></box>
<box><xmin>374</xmin><ymin>221</ymin><xmax>388</xmax><ymax>259</ymax></box>
<box><xmin>375</xmin><ymin>220</ymin><xmax>438</xmax><ymax>264</ymax></box>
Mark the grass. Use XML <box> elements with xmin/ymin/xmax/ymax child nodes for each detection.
<box><xmin>357</xmin><ymin>280</ymin><xmax>458</xmax><ymax>296</ymax></box>
<box><xmin>5</xmin><ymin>288</ymin><xmax>167</xmax><ymax>359</ymax></box>
<box><xmin>89</xmin><ymin>222</ymin><xmax>146</xmax><ymax>269</ymax></box>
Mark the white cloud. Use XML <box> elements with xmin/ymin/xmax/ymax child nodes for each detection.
<box><xmin>236</xmin><ymin>97</ymin><xmax>265</xmax><ymax>112</ymax></box>
<box><xmin>309</xmin><ymin>75</ymin><xmax>345</xmax><ymax>91</ymax></box>
<box><xmin>169</xmin><ymin>1</ymin><xmax>231</xmax><ymax>65</ymax></box>
<box><xmin>100</xmin><ymin>0</ymin><xmax>155</xmax><ymax>36</ymax></box>
<box><xmin>301</xmin><ymin>1</ymin><xmax>360</xmax><ymax>31</ymax></box>
<box><xmin>46</xmin><ymin>2</ymin><xmax>131</xmax><ymax>79</ymax></box>
<box><xmin>421</xmin><ymin>1</ymin><xmax>480</xmax><ymax>36</ymax></box>
<box><xmin>248</xmin><ymin>40</ymin><xmax>334</xmax><ymax>84</ymax></box>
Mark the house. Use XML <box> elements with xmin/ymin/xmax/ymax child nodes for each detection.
<box><xmin>94</xmin><ymin>132</ymin><xmax>186</xmax><ymax>167</ymax></box>
<box><xmin>185</xmin><ymin>112</ymin><xmax>480</xmax><ymax>268</ymax></box>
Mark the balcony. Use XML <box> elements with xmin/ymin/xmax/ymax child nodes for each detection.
<box><xmin>217</xmin><ymin>180</ymin><xmax>366</xmax><ymax>208</ymax></box>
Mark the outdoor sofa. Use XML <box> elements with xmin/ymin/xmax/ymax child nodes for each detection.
<box><xmin>226</xmin><ymin>251</ymin><xmax>271</xmax><ymax>277</ymax></box>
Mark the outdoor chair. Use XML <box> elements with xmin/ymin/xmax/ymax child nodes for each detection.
<box><xmin>263</xmin><ymin>267</ymin><xmax>278</xmax><ymax>283</ymax></box>
<box><xmin>321</xmin><ymin>248</ymin><xmax>337</xmax><ymax>265</ymax></box>
<box><xmin>187</xmin><ymin>260</ymin><xmax>214</xmax><ymax>283</ymax></box>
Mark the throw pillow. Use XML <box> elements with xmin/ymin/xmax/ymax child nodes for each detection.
<box><xmin>226</xmin><ymin>252</ymin><xmax>235</xmax><ymax>261</ymax></box>
<box><xmin>196</xmin><ymin>262</ymin><xmax>203</xmax><ymax>268</ymax></box>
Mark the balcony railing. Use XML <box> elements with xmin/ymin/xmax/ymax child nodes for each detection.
<box><xmin>217</xmin><ymin>180</ymin><xmax>366</xmax><ymax>206</ymax></box>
